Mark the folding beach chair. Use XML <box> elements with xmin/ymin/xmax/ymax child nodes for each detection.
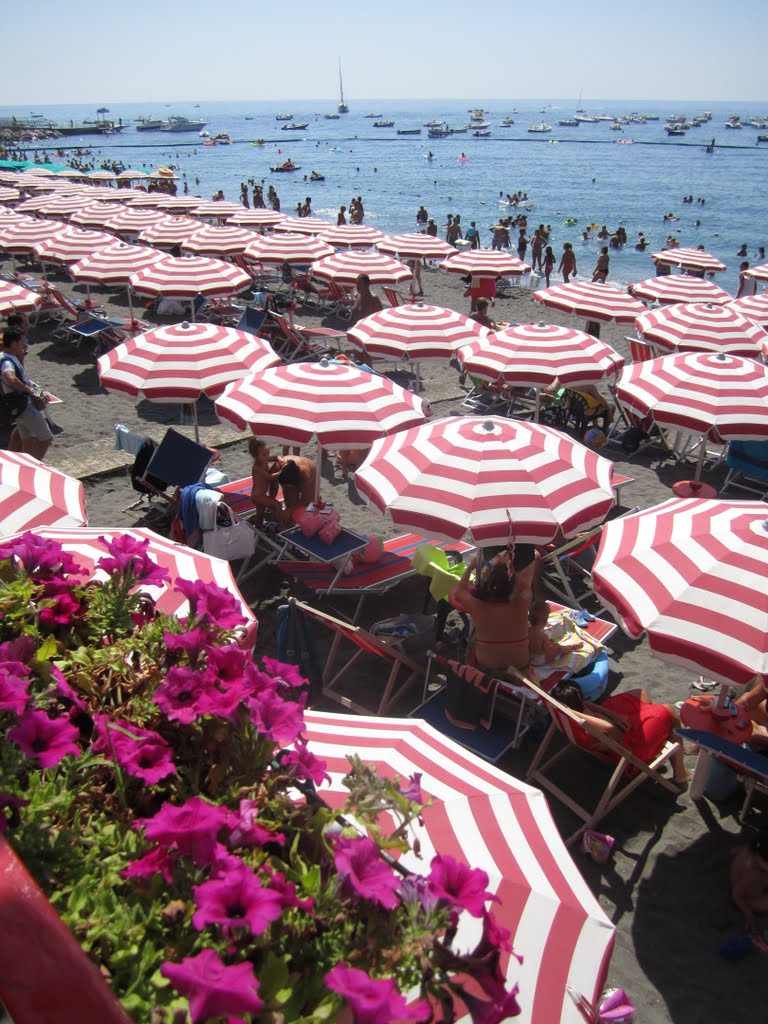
<box><xmin>267</xmin><ymin>311</ymin><xmax>344</xmax><ymax>362</ymax></box>
<box><xmin>721</xmin><ymin>439</ymin><xmax>768</xmax><ymax>500</ymax></box>
<box><xmin>526</xmin><ymin>677</ymin><xmax>683</xmax><ymax>844</ymax></box>
<box><xmin>676</xmin><ymin>728</ymin><xmax>768</xmax><ymax>820</ymax></box>
<box><xmin>291</xmin><ymin>598</ymin><xmax>427</xmax><ymax>715</ymax></box>
<box><xmin>142</xmin><ymin>427</ymin><xmax>214</xmax><ymax>488</ymax></box>
<box><xmin>626</xmin><ymin>337</ymin><xmax>659</xmax><ymax>363</ymax></box>
<box><xmin>235</xmin><ymin>305</ymin><xmax>269</xmax><ymax>339</ymax></box>
<box><xmin>383</xmin><ymin>287</ymin><xmax>408</xmax><ymax>308</ymax></box>
<box><xmin>58</xmin><ymin>315</ymin><xmax>127</xmax><ymax>356</ymax></box>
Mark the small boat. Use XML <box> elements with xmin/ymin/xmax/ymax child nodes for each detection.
<box><xmin>135</xmin><ymin>116</ymin><xmax>167</xmax><ymax>131</ymax></box>
<box><xmin>337</xmin><ymin>58</ymin><xmax>349</xmax><ymax>113</ymax></box>
<box><xmin>424</xmin><ymin>119</ymin><xmax>444</xmax><ymax>128</ymax></box>
<box><xmin>428</xmin><ymin>127</ymin><xmax>451</xmax><ymax>138</ymax></box>
<box><xmin>574</xmin><ymin>114</ymin><xmax>598</xmax><ymax>123</ymax></box>
<box><xmin>615</xmin><ymin>138</ymin><xmax>635</xmax><ymax>145</ymax></box>
<box><xmin>275</xmin><ymin>113</ymin><xmax>293</xmax><ymax>121</ymax></box>
<box><xmin>282</xmin><ymin>122</ymin><xmax>308</xmax><ymax>131</ymax></box>
<box><xmin>558</xmin><ymin>118</ymin><xmax>579</xmax><ymax>126</ymax></box>
<box><xmin>528</xmin><ymin>122</ymin><xmax>552</xmax><ymax>133</ymax></box>
<box><xmin>473</xmin><ymin>129</ymin><xmax>491</xmax><ymax>137</ymax></box>
<box><xmin>499</xmin><ymin>117</ymin><xmax>515</xmax><ymax>127</ymax></box>
<box><xmin>212</xmin><ymin>132</ymin><xmax>232</xmax><ymax>144</ymax></box>
<box><xmin>725</xmin><ymin>116</ymin><xmax>743</xmax><ymax>129</ymax></box>
<box><xmin>472</xmin><ymin>121</ymin><xmax>490</xmax><ymax>130</ymax></box>
<box><xmin>271</xmin><ymin>160</ymin><xmax>301</xmax><ymax>172</ymax></box>
<box><xmin>373</xmin><ymin>120</ymin><xmax>394</xmax><ymax>127</ymax></box>
<box><xmin>665</xmin><ymin>125</ymin><xmax>687</xmax><ymax>136</ymax></box>
<box><xmin>397</xmin><ymin>128</ymin><xmax>421</xmax><ymax>135</ymax></box>
<box><xmin>245</xmin><ymin>116</ymin><xmax>254</xmax><ymax>121</ymax></box>
<box><xmin>757</xmin><ymin>135</ymin><xmax>768</xmax><ymax>144</ymax></box>
<box><xmin>448</xmin><ymin>125</ymin><xmax>469</xmax><ymax>133</ymax></box>
<box><xmin>364</xmin><ymin>113</ymin><xmax>383</xmax><ymax>118</ymax></box>
<box><xmin>252</xmin><ymin>139</ymin><xmax>266</xmax><ymax>146</ymax></box>
<box><xmin>323</xmin><ymin>113</ymin><xmax>340</xmax><ymax>120</ymax></box>
<box><xmin>309</xmin><ymin>171</ymin><xmax>325</xmax><ymax>182</ymax></box>
<box><xmin>468</xmin><ymin>109</ymin><xmax>486</xmax><ymax>122</ymax></box>
<box><xmin>162</xmin><ymin>116</ymin><xmax>207</xmax><ymax>132</ymax></box>
<box><xmin>610</xmin><ymin>122</ymin><xmax>623</xmax><ymax>131</ymax></box>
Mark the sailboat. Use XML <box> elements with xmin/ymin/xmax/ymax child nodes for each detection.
<box><xmin>337</xmin><ymin>58</ymin><xmax>349</xmax><ymax>114</ymax></box>
<box><xmin>576</xmin><ymin>89</ymin><xmax>585</xmax><ymax>114</ymax></box>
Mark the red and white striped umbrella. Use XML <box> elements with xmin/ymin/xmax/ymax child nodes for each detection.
<box><xmin>442</xmin><ymin>249</ymin><xmax>531</xmax><ymax>277</ymax></box>
<box><xmin>377</xmin><ymin>233</ymin><xmax>455</xmax><ymax>261</ymax></box>
<box><xmin>15</xmin><ymin>195</ymin><xmax>60</xmax><ymax>213</ymax></box>
<box><xmin>191</xmin><ymin>201</ymin><xmax>245</xmax><ymax>220</ymax></box>
<box><xmin>744</xmin><ymin>263</ymin><xmax>768</xmax><ymax>283</ymax></box>
<box><xmin>215</xmin><ymin>359</ymin><xmax>426</xmax><ymax>448</ymax></box>
<box><xmin>126</xmin><ymin>194</ymin><xmax>167</xmax><ymax>209</ymax></box>
<box><xmin>69</xmin><ymin>242</ymin><xmax>165</xmax><ymax>286</ymax></box>
<box><xmin>32</xmin><ymin>226</ymin><xmax>115</xmax><ymax>265</ymax></box>
<box><xmin>35</xmin><ymin>195</ymin><xmax>92</xmax><ymax>218</ymax></box>
<box><xmin>592</xmin><ymin>498</ymin><xmax>768</xmax><ymax>687</ymax></box>
<box><xmin>652</xmin><ymin>247</ymin><xmax>727</xmax><ymax>273</ymax></box>
<box><xmin>318</xmin><ymin>224</ymin><xmax>386</xmax><ymax>248</ymax></box>
<box><xmin>245</xmin><ymin>232</ymin><xmax>334</xmax><ymax>266</ymax></box>
<box><xmin>0</xmin><ymin>210</ymin><xmax>29</xmax><ymax>226</ymax></box>
<box><xmin>138</xmin><ymin>216</ymin><xmax>200</xmax><ymax>248</ymax></box>
<box><xmin>97</xmin><ymin>321</ymin><xmax>280</xmax><ymax>402</ymax></box>
<box><xmin>117</xmin><ymin>170</ymin><xmax>149</xmax><ymax>182</ymax></box>
<box><xmin>302</xmin><ymin>710</ymin><xmax>614</xmax><ymax>1024</ymax></box>
<box><xmin>0</xmin><ymin>220</ymin><xmax>62</xmax><ymax>253</ymax></box>
<box><xmin>533</xmin><ymin>281</ymin><xmax>645</xmax><ymax>323</ymax></box>
<box><xmin>226</xmin><ymin>209</ymin><xmax>286</xmax><ymax>228</ymax></box>
<box><xmin>70</xmin><ymin>201</ymin><xmax>125</xmax><ymax>228</ymax></box>
<box><xmin>11</xmin><ymin>527</ymin><xmax>256</xmax><ymax>649</ymax></box>
<box><xmin>629</xmin><ymin>275</ymin><xmax>731</xmax><ymax>306</ymax></box>
<box><xmin>634</xmin><ymin>302</ymin><xmax>768</xmax><ymax>357</ymax></box>
<box><xmin>311</xmin><ymin>250</ymin><xmax>413</xmax><ymax>286</ymax></box>
<box><xmin>104</xmin><ymin>207</ymin><xmax>166</xmax><ymax>237</ymax></box>
<box><xmin>457</xmin><ymin>322</ymin><xmax>624</xmax><ymax>387</ymax></box>
<box><xmin>0</xmin><ymin>281</ymin><xmax>42</xmax><ymax>315</ymax></box>
<box><xmin>0</xmin><ymin>452</ymin><xmax>86</xmax><ymax>534</ymax></box>
<box><xmin>355</xmin><ymin>415</ymin><xmax>616</xmax><ymax>546</ymax></box>
<box><xmin>152</xmin><ymin>195</ymin><xmax>206</xmax><ymax>211</ymax></box>
<box><xmin>181</xmin><ymin>224</ymin><xmax>256</xmax><ymax>257</ymax></box>
<box><xmin>273</xmin><ymin>216</ymin><xmax>334</xmax><ymax>235</ymax></box>
<box><xmin>617</xmin><ymin>352</ymin><xmax>768</xmax><ymax>445</ymax></box>
<box><xmin>0</xmin><ymin>187</ymin><xmax>20</xmax><ymax>204</ymax></box>
<box><xmin>348</xmin><ymin>302</ymin><xmax>489</xmax><ymax>362</ymax></box>
<box><xmin>86</xmin><ymin>170</ymin><xmax>117</xmax><ymax>183</ymax></box>
<box><xmin>128</xmin><ymin>255</ymin><xmax>251</xmax><ymax>299</ymax></box>
<box><xmin>726</xmin><ymin>293</ymin><xmax>768</xmax><ymax>329</ymax></box>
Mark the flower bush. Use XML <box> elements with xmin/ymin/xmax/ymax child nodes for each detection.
<box><xmin>0</xmin><ymin>531</ymin><xmax>520</xmax><ymax>1024</ymax></box>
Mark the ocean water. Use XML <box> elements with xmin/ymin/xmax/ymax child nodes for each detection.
<box><xmin>3</xmin><ymin>97</ymin><xmax>767</xmax><ymax>294</ymax></box>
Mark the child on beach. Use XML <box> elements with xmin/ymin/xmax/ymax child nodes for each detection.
<box><xmin>543</xmin><ymin>246</ymin><xmax>556</xmax><ymax>287</ymax></box>
<box><xmin>248</xmin><ymin>438</ymin><xmax>290</xmax><ymax>530</ymax></box>
<box><xmin>730</xmin><ymin>833</ymin><xmax>768</xmax><ymax>933</ymax></box>
<box><xmin>558</xmin><ymin>242</ymin><xmax>577</xmax><ymax>283</ymax></box>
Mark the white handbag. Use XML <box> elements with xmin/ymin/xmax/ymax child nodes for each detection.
<box><xmin>202</xmin><ymin>510</ymin><xmax>257</xmax><ymax>562</ymax></box>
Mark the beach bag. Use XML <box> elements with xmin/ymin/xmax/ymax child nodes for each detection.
<box><xmin>0</xmin><ymin>390</ymin><xmax>28</xmax><ymax>428</ymax></box>
<box><xmin>202</xmin><ymin>511</ymin><xmax>256</xmax><ymax>562</ymax></box>
<box><xmin>300</xmin><ymin>512</ymin><xmax>326</xmax><ymax>538</ymax></box>
<box><xmin>317</xmin><ymin>509</ymin><xmax>341</xmax><ymax>545</ymax></box>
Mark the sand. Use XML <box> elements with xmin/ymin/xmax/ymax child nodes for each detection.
<box><xmin>4</xmin><ymin>253</ymin><xmax>766</xmax><ymax>1023</ymax></box>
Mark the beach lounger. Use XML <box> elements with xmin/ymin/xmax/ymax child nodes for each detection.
<box><xmin>267</xmin><ymin>311</ymin><xmax>344</xmax><ymax>362</ymax></box>
<box><xmin>58</xmin><ymin>316</ymin><xmax>127</xmax><ymax>355</ymax></box>
<box><xmin>676</xmin><ymin>728</ymin><xmax>768</xmax><ymax>820</ymax></box>
<box><xmin>291</xmin><ymin>598</ymin><xmax>427</xmax><ymax>715</ymax></box>
<box><xmin>626</xmin><ymin>337</ymin><xmax>659</xmax><ymax>363</ymax></box>
<box><xmin>526</xmin><ymin>677</ymin><xmax>683</xmax><ymax>844</ymax></box>
<box><xmin>235</xmin><ymin>305</ymin><xmax>269</xmax><ymax>339</ymax></box>
<box><xmin>721</xmin><ymin>439</ymin><xmax>768</xmax><ymax>500</ymax></box>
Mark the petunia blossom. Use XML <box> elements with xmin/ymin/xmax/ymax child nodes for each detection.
<box><xmin>92</xmin><ymin>715</ymin><xmax>176</xmax><ymax>783</ymax></box>
<box><xmin>248</xmin><ymin>687</ymin><xmax>305</xmax><ymax>746</ymax></box>
<box><xmin>460</xmin><ymin>983</ymin><xmax>522</xmax><ymax>1024</ymax></box>
<box><xmin>427</xmin><ymin>854</ymin><xmax>496</xmax><ymax>918</ymax></box>
<box><xmin>137</xmin><ymin>797</ymin><xmax>237</xmax><ymax>867</ymax></box>
<box><xmin>0</xmin><ymin>792</ymin><xmax>29</xmax><ymax>833</ymax></box>
<box><xmin>0</xmin><ymin>636</ymin><xmax>36</xmax><ymax>665</ymax></box>
<box><xmin>228</xmin><ymin>799</ymin><xmax>285</xmax><ymax>850</ymax></box>
<box><xmin>0</xmin><ymin>534</ymin><xmax>81</xmax><ymax>580</ymax></box>
<box><xmin>334</xmin><ymin>836</ymin><xmax>400</xmax><ymax>909</ymax></box>
<box><xmin>0</xmin><ymin>662</ymin><xmax>31</xmax><ymax>716</ymax></box>
<box><xmin>97</xmin><ymin>534</ymin><xmax>169</xmax><ymax>587</ymax></box>
<box><xmin>282</xmin><ymin>738</ymin><xmax>330</xmax><ymax>788</ymax></box>
<box><xmin>260</xmin><ymin>657</ymin><xmax>307</xmax><ymax>690</ymax></box>
<box><xmin>196</xmin><ymin>677</ymin><xmax>252</xmax><ymax>722</ymax></box>
<box><xmin>120</xmin><ymin>845</ymin><xmax>175</xmax><ymax>885</ymax></box>
<box><xmin>164</xmin><ymin>627</ymin><xmax>213</xmax><ymax>665</ymax></box>
<box><xmin>206</xmin><ymin>644</ymin><xmax>248</xmax><ymax>683</ymax></box>
<box><xmin>8</xmin><ymin>709</ymin><xmax>80</xmax><ymax>768</ymax></box>
<box><xmin>400</xmin><ymin>772</ymin><xmax>423</xmax><ymax>804</ymax></box>
<box><xmin>49</xmin><ymin>665</ymin><xmax>87</xmax><ymax>711</ymax></box>
<box><xmin>153</xmin><ymin>665</ymin><xmax>211</xmax><ymax>724</ymax></box>
<box><xmin>192</xmin><ymin>862</ymin><xmax>283</xmax><ymax>936</ymax></box>
<box><xmin>161</xmin><ymin>949</ymin><xmax>263</xmax><ymax>1023</ymax></box>
<box><xmin>39</xmin><ymin>586</ymin><xmax>83</xmax><ymax>627</ymax></box>
<box><xmin>325</xmin><ymin>964</ymin><xmax>430</xmax><ymax>1024</ymax></box>
<box><xmin>175</xmin><ymin>578</ymin><xmax>245</xmax><ymax>631</ymax></box>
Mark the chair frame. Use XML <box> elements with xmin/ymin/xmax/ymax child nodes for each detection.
<box><xmin>676</xmin><ymin>727</ymin><xmax>768</xmax><ymax>820</ymax></box>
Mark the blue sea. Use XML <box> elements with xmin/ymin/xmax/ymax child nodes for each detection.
<box><xmin>3</xmin><ymin>98</ymin><xmax>767</xmax><ymax>294</ymax></box>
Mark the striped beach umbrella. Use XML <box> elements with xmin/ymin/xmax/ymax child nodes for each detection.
<box><xmin>533</xmin><ymin>281</ymin><xmax>645</xmax><ymax>323</ymax></box>
<box><xmin>629</xmin><ymin>276</ymin><xmax>731</xmax><ymax>306</ymax></box>
<box><xmin>318</xmin><ymin>224</ymin><xmax>386</xmax><ymax>248</ymax></box>
<box><xmin>117</xmin><ymin>170</ymin><xmax>149</xmax><ymax>182</ymax></box>
<box><xmin>36</xmin><ymin>194</ymin><xmax>93</xmax><ymax>218</ymax></box>
<box><xmin>442</xmin><ymin>249</ymin><xmax>530</xmax><ymax>277</ymax></box>
<box><xmin>302</xmin><ymin>709</ymin><xmax>614</xmax><ymax>1024</ymax></box>
<box><xmin>273</xmin><ymin>216</ymin><xmax>334</xmax><ymax>235</ymax></box>
<box><xmin>311</xmin><ymin>250</ymin><xmax>413</xmax><ymax>286</ymax></box>
<box><xmin>245</xmin><ymin>232</ymin><xmax>334</xmax><ymax>266</ymax></box>
<box><xmin>15</xmin><ymin>194</ymin><xmax>67</xmax><ymax>213</ymax></box>
<box><xmin>33</xmin><ymin>226</ymin><xmax>115</xmax><ymax>265</ymax></box>
<box><xmin>104</xmin><ymin>207</ymin><xmax>166</xmax><ymax>238</ymax></box>
<box><xmin>726</xmin><ymin>293</ymin><xmax>768</xmax><ymax>329</ymax></box>
<box><xmin>377</xmin><ymin>233</ymin><xmax>455</xmax><ymax>261</ymax></box>
<box><xmin>0</xmin><ymin>187</ymin><xmax>20</xmax><ymax>204</ymax></box>
<box><xmin>651</xmin><ymin>247</ymin><xmax>727</xmax><ymax>273</ymax></box>
<box><xmin>69</xmin><ymin>242</ymin><xmax>166</xmax><ymax>285</ymax></box>
<box><xmin>215</xmin><ymin>359</ymin><xmax>426</xmax><ymax>448</ymax></box>
<box><xmin>0</xmin><ymin>219</ymin><xmax>62</xmax><ymax>253</ymax></box>
<box><xmin>744</xmin><ymin>263</ymin><xmax>768</xmax><ymax>283</ymax></box>
<box><xmin>355</xmin><ymin>415</ymin><xmax>616</xmax><ymax>546</ymax></box>
<box><xmin>0</xmin><ymin>281</ymin><xmax>42</xmax><ymax>315</ymax></box>
<box><xmin>592</xmin><ymin>498</ymin><xmax>768</xmax><ymax>687</ymax></box>
<box><xmin>151</xmin><ymin>195</ymin><xmax>206</xmax><ymax>211</ymax></box>
<box><xmin>125</xmin><ymin>194</ymin><xmax>168</xmax><ymax>209</ymax></box>
<box><xmin>86</xmin><ymin>170</ymin><xmax>117</xmax><ymax>183</ymax></box>
<box><xmin>181</xmin><ymin>224</ymin><xmax>256</xmax><ymax>257</ymax></box>
<box><xmin>633</xmin><ymin>302</ymin><xmax>768</xmax><ymax>358</ymax></box>
<box><xmin>348</xmin><ymin>302</ymin><xmax>489</xmax><ymax>362</ymax></box>
<box><xmin>138</xmin><ymin>215</ymin><xmax>200</xmax><ymax>248</ymax></box>
<box><xmin>129</xmin><ymin>255</ymin><xmax>251</xmax><ymax>300</ymax></box>
<box><xmin>9</xmin><ymin>527</ymin><xmax>257</xmax><ymax>649</ymax></box>
<box><xmin>226</xmin><ymin>209</ymin><xmax>286</xmax><ymax>228</ymax></box>
<box><xmin>0</xmin><ymin>210</ymin><xmax>29</xmax><ymax>226</ymax></box>
<box><xmin>191</xmin><ymin>201</ymin><xmax>244</xmax><ymax>220</ymax></box>
<box><xmin>0</xmin><ymin>453</ymin><xmax>86</xmax><ymax>534</ymax></box>
<box><xmin>70</xmin><ymin>202</ymin><xmax>125</xmax><ymax>228</ymax></box>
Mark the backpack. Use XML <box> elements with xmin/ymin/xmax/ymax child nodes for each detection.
<box><xmin>0</xmin><ymin>355</ymin><xmax>29</xmax><ymax>428</ymax></box>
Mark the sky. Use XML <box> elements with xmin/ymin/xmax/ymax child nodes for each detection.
<box><xmin>4</xmin><ymin>0</ymin><xmax>768</xmax><ymax>106</ymax></box>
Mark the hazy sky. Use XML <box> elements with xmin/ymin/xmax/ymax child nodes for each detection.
<box><xmin>4</xmin><ymin>0</ymin><xmax>767</xmax><ymax>106</ymax></box>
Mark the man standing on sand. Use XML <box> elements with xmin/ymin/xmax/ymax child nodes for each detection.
<box><xmin>592</xmin><ymin>246</ymin><xmax>610</xmax><ymax>283</ymax></box>
<box><xmin>0</xmin><ymin>328</ymin><xmax>53</xmax><ymax>461</ymax></box>
<box><xmin>350</xmin><ymin>274</ymin><xmax>383</xmax><ymax>323</ymax></box>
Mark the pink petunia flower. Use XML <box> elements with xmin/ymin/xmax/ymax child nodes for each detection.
<box><xmin>39</xmin><ymin>583</ymin><xmax>83</xmax><ymax>627</ymax></box>
<box><xmin>196</xmin><ymin>677</ymin><xmax>252</xmax><ymax>722</ymax></box>
<box><xmin>120</xmin><ymin>845</ymin><xmax>176</xmax><ymax>885</ymax></box>
<box><xmin>192</xmin><ymin>861</ymin><xmax>283</xmax><ymax>936</ymax></box>
<box><xmin>260</xmin><ymin>657</ymin><xmax>307</xmax><ymax>690</ymax></box>
<box><xmin>49</xmin><ymin>665</ymin><xmax>87</xmax><ymax>711</ymax></box>
<box><xmin>325</xmin><ymin>964</ymin><xmax>430</xmax><ymax>1024</ymax></box>
<box><xmin>206</xmin><ymin>644</ymin><xmax>248</xmax><ymax>683</ymax></box>
<box><xmin>0</xmin><ymin>661</ymin><xmax>31</xmax><ymax>716</ymax></box>
<box><xmin>164</xmin><ymin>627</ymin><xmax>214</xmax><ymax>665</ymax></box>
<box><xmin>248</xmin><ymin>687</ymin><xmax>305</xmax><ymax>746</ymax></box>
<box><xmin>137</xmin><ymin>797</ymin><xmax>237</xmax><ymax>867</ymax></box>
<box><xmin>175</xmin><ymin>578</ymin><xmax>245</xmax><ymax>631</ymax></box>
<box><xmin>0</xmin><ymin>636</ymin><xmax>36</xmax><ymax>664</ymax></box>
<box><xmin>0</xmin><ymin>534</ymin><xmax>81</xmax><ymax>579</ymax></box>
<box><xmin>8</xmin><ymin>709</ymin><xmax>80</xmax><ymax>768</ymax></box>
<box><xmin>400</xmin><ymin>771</ymin><xmax>423</xmax><ymax>804</ymax></box>
<box><xmin>153</xmin><ymin>665</ymin><xmax>211</xmax><ymax>724</ymax></box>
<box><xmin>460</xmin><ymin>983</ymin><xmax>522</xmax><ymax>1024</ymax></box>
<box><xmin>282</xmin><ymin>738</ymin><xmax>330</xmax><ymax>788</ymax></box>
<box><xmin>228</xmin><ymin>799</ymin><xmax>285</xmax><ymax>850</ymax></box>
<box><xmin>91</xmin><ymin>715</ymin><xmax>176</xmax><ymax>783</ymax></box>
<box><xmin>97</xmin><ymin>534</ymin><xmax>169</xmax><ymax>587</ymax></box>
<box><xmin>161</xmin><ymin>949</ymin><xmax>263</xmax><ymax>1023</ymax></box>
<box><xmin>334</xmin><ymin>836</ymin><xmax>400</xmax><ymax>910</ymax></box>
<box><xmin>0</xmin><ymin>792</ymin><xmax>29</xmax><ymax>833</ymax></box>
<box><xmin>427</xmin><ymin>855</ymin><xmax>496</xmax><ymax>918</ymax></box>
<box><xmin>262</xmin><ymin>866</ymin><xmax>314</xmax><ymax>913</ymax></box>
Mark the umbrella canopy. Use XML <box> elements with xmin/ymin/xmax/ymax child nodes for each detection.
<box><xmin>33</xmin><ymin>226</ymin><xmax>115</xmax><ymax>265</ymax></box>
<box><xmin>629</xmin><ymin>275</ymin><xmax>731</xmax><ymax>306</ymax></box>
<box><xmin>35</xmin><ymin>194</ymin><xmax>92</xmax><ymax>218</ymax></box>
<box><xmin>226</xmin><ymin>209</ymin><xmax>287</xmax><ymax>228</ymax></box>
<box><xmin>245</xmin><ymin>232</ymin><xmax>334</xmax><ymax>265</ymax></box>
<box><xmin>152</xmin><ymin>195</ymin><xmax>206</xmax><ymax>211</ymax></box>
<box><xmin>592</xmin><ymin>498</ymin><xmax>768</xmax><ymax>687</ymax></box>
<box><xmin>347</xmin><ymin>302</ymin><xmax>489</xmax><ymax>362</ymax></box>
<box><xmin>12</xmin><ymin>527</ymin><xmax>257</xmax><ymax>649</ymax></box>
<box><xmin>86</xmin><ymin>170</ymin><xmax>117</xmax><ymax>182</ymax></box>
<box><xmin>0</xmin><ymin>281</ymin><xmax>42</xmax><ymax>315</ymax></box>
<box><xmin>117</xmin><ymin>170</ymin><xmax>149</xmax><ymax>181</ymax></box>
<box><xmin>191</xmin><ymin>201</ymin><xmax>244</xmax><ymax>220</ymax></box>
<box><xmin>533</xmin><ymin>282</ymin><xmax>645</xmax><ymax>323</ymax></box>
<box><xmin>104</xmin><ymin>207</ymin><xmax>166</xmax><ymax>237</ymax></box>
<box><xmin>15</xmin><ymin>195</ymin><xmax>60</xmax><ymax>213</ymax></box>
<box><xmin>616</xmin><ymin>351</ymin><xmax>768</xmax><ymax>445</ymax></box>
<box><xmin>0</xmin><ymin>220</ymin><xmax>63</xmax><ymax>253</ymax></box>
<box><xmin>376</xmin><ymin>232</ymin><xmax>455</xmax><ymax>261</ymax></box>
<box><xmin>138</xmin><ymin>216</ymin><xmax>200</xmax><ymax>248</ymax></box>
<box><xmin>442</xmin><ymin>249</ymin><xmax>530</xmax><ymax>277</ymax></box>
<box><xmin>0</xmin><ymin>210</ymin><xmax>28</xmax><ymax>226</ymax></box>
<box><xmin>317</xmin><ymin>224</ymin><xmax>386</xmax><ymax>248</ymax></box>
<box><xmin>355</xmin><ymin>415</ymin><xmax>616</xmax><ymax>546</ymax></box>
<box><xmin>215</xmin><ymin>359</ymin><xmax>426</xmax><ymax>448</ymax></box>
<box><xmin>726</xmin><ymin>293</ymin><xmax>768</xmax><ymax>329</ymax></box>
<box><xmin>744</xmin><ymin>263</ymin><xmax>768</xmax><ymax>283</ymax></box>
<box><xmin>97</xmin><ymin>321</ymin><xmax>280</xmax><ymax>402</ymax></box>
<box><xmin>128</xmin><ymin>254</ymin><xmax>251</xmax><ymax>299</ymax></box>
<box><xmin>0</xmin><ymin>186</ymin><xmax>20</xmax><ymax>204</ymax></box>
<box><xmin>311</xmin><ymin>250</ymin><xmax>413</xmax><ymax>286</ymax></box>
<box><xmin>126</xmin><ymin>194</ymin><xmax>167</xmax><ymax>209</ymax></box>
<box><xmin>69</xmin><ymin>242</ymin><xmax>165</xmax><ymax>286</ymax></box>
<box><xmin>0</xmin><ymin>452</ymin><xmax>86</xmax><ymax>534</ymax></box>
<box><xmin>70</xmin><ymin>201</ymin><xmax>125</xmax><ymax>228</ymax></box>
<box><xmin>273</xmin><ymin>216</ymin><xmax>334</xmax><ymax>235</ymax></box>
<box><xmin>181</xmin><ymin>224</ymin><xmax>257</xmax><ymax>257</ymax></box>
<box><xmin>633</xmin><ymin>302</ymin><xmax>767</xmax><ymax>357</ymax></box>
<box><xmin>651</xmin><ymin>247</ymin><xmax>726</xmax><ymax>273</ymax></box>
<box><xmin>302</xmin><ymin>709</ymin><xmax>614</xmax><ymax>1024</ymax></box>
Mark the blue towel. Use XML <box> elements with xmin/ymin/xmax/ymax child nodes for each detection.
<box><xmin>179</xmin><ymin>483</ymin><xmax>209</xmax><ymax>540</ymax></box>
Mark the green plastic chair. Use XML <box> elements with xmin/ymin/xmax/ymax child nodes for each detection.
<box><xmin>411</xmin><ymin>545</ymin><xmax>466</xmax><ymax>603</ymax></box>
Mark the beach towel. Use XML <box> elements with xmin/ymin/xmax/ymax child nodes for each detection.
<box><xmin>195</xmin><ymin>488</ymin><xmax>222</xmax><ymax>531</ymax></box>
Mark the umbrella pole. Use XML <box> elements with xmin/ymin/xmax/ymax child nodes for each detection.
<box><xmin>190</xmin><ymin>298</ymin><xmax>196</xmax><ymax>323</ymax></box>
<box><xmin>314</xmin><ymin>448</ymin><xmax>322</xmax><ymax>504</ymax></box>
<box><xmin>534</xmin><ymin>388</ymin><xmax>541</xmax><ymax>422</ymax></box>
<box><xmin>693</xmin><ymin>438</ymin><xmax>706</xmax><ymax>482</ymax></box>
<box><xmin>127</xmin><ymin>286</ymin><xmax>135</xmax><ymax>329</ymax></box>
<box><xmin>192</xmin><ymin>401</ymin><xmax>200</xmax><ymax>445</ymax></box>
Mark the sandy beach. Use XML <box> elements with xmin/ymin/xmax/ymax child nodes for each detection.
<box><xmin>4</xmin><ymin>251</ymin><xmax>767</xmax><ymax>1024</ymax></box>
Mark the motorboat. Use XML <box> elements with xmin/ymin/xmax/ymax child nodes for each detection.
<box><xmin>424</xmin><ymin>119</ymin><xmax>444</xmax><ymax>128</ymax></box>
<box><xmin>271</xmin><ymin>160</ymin><xmax>301</xmax><ymax>172</ymax></box>
<box><xmin>725</xmin><ymin>116</ymin><xmax>743</xmax><ymax>129</ymax></box>
<box><xmin>472</xmin><ymin>121</ymin><xmax>490</xmax><ymax>130</ymax></box>
<box><xmin>162</xmin><ymin>116</ymin><xmax>207</xmax><ymax>132</ymax></box>
<box><xmin>323</xmin><ymin>113</ymin><xmax>340</xmax><ymax>120</ymax></box>
<box><xmin>199</xmin><ymin>130</ymin><xmax>209</xmax><ymax>138</ymax></box>
<box><xmin>135</xmin><ymin>116</ymin><xmax>166</xmax><ymax>131</ymax></box>
<box><xmin>558</xmin><ymin>118</ymin><xmax>579</xmax><ymax>126</ymax></box>
<box><xmin>499</xmin><ymin>117</ymin><xmax>515</xmax><ymax>127</ymax></box>
<box><xmin>212</xmin><ymin>132</ymin><xmax>232</xmax><ymax>144</ymax></box>
<box><xmin>574</xmin><ymin>115</ymin><xmax>598</xmax><ymax>123</ymax></box>
<box><xmin>428</xmin><ymin>127</ymin><xmax>451</xmax><ymax>138</ymax></box>
<box><xmin>276</xmin><ymin>113</ymin><xmax>293</xmax><ymax>120</ymax></box>
<box><xmin>448</xmin><ymin>125</ymin><xmax>469</xmax><ymax>133</ymax></box>
<box><xmin>309</xmin><ymin>171</ymin><xmax>325</xmax><ymax>181</ymax></box>
<box><xmin>665</xmin><ymin>124</ymin><xmax>688</xmax><ymax>136</ymax></box>
<box><xmin>473</xmin><ymin>129</ymin><xmax>491</xmax><ymax>137</ymax></box>
<box><xmin>396</xmin><ymin>128</ymin><xmax>421</xmax><ymax>135</ymax></box>
<box><xmin>528</xmin><ymin>122</ymin><xmax>552</xmax><ymax>133</ymax></box>
<box><xmin>468</xmin><ymin>109</ymin><xmax>486</xmax><ymax>122</ymax></box>
<box><xmin>281</xmin><ymin>122</ymin><xmax>309</xmax><ymax>131</ymax></box>
<box><xmin>364</xmin><ymin>113</ymin><xmax>383</xmax><ymax>118</ymax></box>
<box><xmin>373</xmin><ymin>120</ymin><xmax>394</xmax><ymax>127</ymax></box>
<box><xmin>610</xmin><ymin>122</ymin><xmax>623</xmax><ymax>131</ymax></box>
